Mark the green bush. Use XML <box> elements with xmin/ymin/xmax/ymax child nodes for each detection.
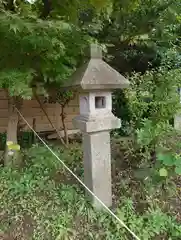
<box><xmin>125</xmin><ymin>51</ymin><xmax>181</xmax><ymax>177</ymax></box>
<box><xmin>0</xmin><ymin>145</ymin><xmax>180</xmax><ymax>239</ymax></box>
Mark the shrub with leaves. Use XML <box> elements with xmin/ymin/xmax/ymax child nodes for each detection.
<box><xmin>0</xmin><ymin>145</ymin><xmax>181</xmax><ymax>239</ymax></box>
<box><xmin>0</xmin><ymin>13</ymin><xmax>89</xmax><ymax>98</ymax></box>
<box><xmin>126</xmin><ymin>49</ymin><xmax>181</xmax><ymax>176</ymax></box>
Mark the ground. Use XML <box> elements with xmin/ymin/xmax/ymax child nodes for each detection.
<box><xmin>0</xmin><ymin>139</ymin><xmax>181</xmax><ymax>240</ymax></box>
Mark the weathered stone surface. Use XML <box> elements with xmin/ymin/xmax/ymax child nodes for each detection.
<box><xmin>73</xmin><ymin>114</ymin><xmax>121</xmax><ymax>133</ymax></box>
<box><xmin>65</xmin><ymin>44</ymin><xmax>130</xmax><ymax>90</ymax></box>
<box><xmin>82</xmin><ymin>131</ymin><xmax>112</xmax><ymax>208</ymax></box>
<box><xmin>174</xmin><ymin>115</ymin><xmax>181</xmax><ymax>130</ymax></box>
<box><xmin>68</xmin><ymin>43</ymin><xmax>130</xmax><ymax>209</ymax></box>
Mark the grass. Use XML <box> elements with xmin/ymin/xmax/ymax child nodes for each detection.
<box><xmin>0</xmin><ymin>142</ymin><xmax>181</xmax><ymax>240</ymax></box>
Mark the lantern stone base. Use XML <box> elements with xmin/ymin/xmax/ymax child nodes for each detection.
<box><xmin>82</xmin><ymin>131</ymin><xmax>112</xmax><ymax>208</ymax></box>
<box><xmin>174</xmin><ymin>115</ymin><xmax>181</xmax><ymax>130</ymax></box>
<box><xmin>66</xmin><ymin>44</ymin><xmax>130</xmax><ymax>209</ymax></box>
<box><xmin>73</xmin><ymin>115</ymin><xmax>121</xmax><ymax>208</ymax></box>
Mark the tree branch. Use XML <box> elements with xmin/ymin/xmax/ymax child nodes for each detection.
<box><xmin>40</xmin><ymin>0</ymin><xmax>52</xmax><ymax>19</ymax></box>
<box><xmin>32</xmin><ymin>87</ymin><xmax>67</xmax><ymax>147</ymax></box>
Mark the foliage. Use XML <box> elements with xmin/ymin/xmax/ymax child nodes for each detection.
<box><xmin>1</xmin><ymin>0</ymin><xmax>180</xmax><ymax>99</ymax></box>
<box><xmin>0</xmin><ymin>145</ymin><xmax>180</xmax><ymax>239</ymax></box>
<box><xmin>0</xmin><ymin>0</ymin><xmax>125</xmax><ymax>101</ymax></box>
<box><xmin>1</xmin><ymin>0</ymin><xmax>180</xmax><ymax>105</ymax></box>
<box><xmin>105</xmin><ymin>0</ymin><xmax>181</xmax><ymax>137</ymax></box>
<box><xmin>108</xmin><ymin>0</ymin><xmax>181</xmax><ymax>177</ymax></box>
<box><xmin>0</xmin><ymin>132</ymin><xmax>37</xmax><ymax>150</ymax></box>
<box><xmin>1</xmin><ymin>1</ymin><xmax>181</xmax><ymax>238</ymax></box>
<box><xmin>99</xmin><ymin>0</ymin><xmax>181</xmax><ymax>62</ymax></box>
<box><xmin>112</xmin><ymin>90</ymin><xmax>132</xmax><ymax>136</ymax></box>
<box><xmin>0</xmin><ymin>0</ymin><xmax>180</xmax><ymax>97</ymax></box>
<box><xmin>0</xmin><ymin>12</ymin><xmax>89</xmax><ymax>98</ymax></box>
<box><xmin>157</xmin><ymin>151</ymin><xmax>181</xmax><ymax>176</ymax></box>
<box><xmin>0</xmin><ymin>0</ymin><xmax>115</xmax><ymax>99</ymax></box>
<box><xmin>125</xmin><ymin>49</ymin><xmax>181</xmax><ymax>176</ymax></box>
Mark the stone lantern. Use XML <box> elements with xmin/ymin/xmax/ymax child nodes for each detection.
<box><xmin>66</xmin><ymin>44</ymin><xmax>130</xmax><ymax>208</ymax></box>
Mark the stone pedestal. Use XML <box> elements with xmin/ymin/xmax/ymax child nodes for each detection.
<box><xmin>65</xmin><ymin>43</ymin><xmax>130</xmax><ymax>209</ymax></box>
<box><xmin>73</xmin><ymin>113</ymin><xmax>121</xmax><ymax>208</ymax></box>
<box><xmin>82</xmin><ymin>131</ymin><xmax>112</xmax><ymax>208</ymax></box>
<box><xmin>174</xmin><ymin>115</ymin><xmax>181</xmax><ymax>130</ymax></box>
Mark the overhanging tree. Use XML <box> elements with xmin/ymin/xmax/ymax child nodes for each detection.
<box><xmin>0</xmin><ymin>0</ymin><xmax>104</xmax><ymax>163</ymax></box>
<box><xmin>1</xmin><ymin>0</ymin><xmax>181</xmax><ymax>164</ymax></box>
<box><xmin>0</xmin><ymin>0</ymin><xmax>117</xmax><ymax>164</ymax></box>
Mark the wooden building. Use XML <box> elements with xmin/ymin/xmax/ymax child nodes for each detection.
<box><xmin>0</xmin><ymin>89</ymin><xmax>79</xmax><ymax>137</ymax></box>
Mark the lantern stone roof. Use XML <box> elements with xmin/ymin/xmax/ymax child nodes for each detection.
<box><xmin>64</xmin><ymin>44</ymin><xmax>130</xmax><ymax>90</ymax></box>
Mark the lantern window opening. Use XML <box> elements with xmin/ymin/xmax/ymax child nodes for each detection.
<box><xmin>95</xmin><ymin>96</ymin><xmax>106</xmax><ymax>109</ymax></box>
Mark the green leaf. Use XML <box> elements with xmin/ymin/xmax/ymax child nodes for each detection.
<box><xmin>134</xmin><ymin>168</ymin><xmax>151</xmax><ymax>179</ymax></box>
<box><xmin>157</xmin><ymin>153</ymin><xmax>175</xmax><ymax>166</ymax></box>
<box><xmin>117</xmin><ymin>209</ymin><xmax>126</xmax><ymax>221</ymax></box>
<box><xmin>9</xmin><ymin>24</ymin><xmax>19</xmax><ymax>34</ymax></box>
<box><xmin>175</xmin><ymin>157</ymin><xmax>181</xmax><ymax>167</ymax></box>
<box><xmin>157</xmin><ymin>153</ymin><xmax>165</xmax><ymax>162</ymax></box>
<box><xmin>175</xmin><ymin>166</ymin><xmax>181</xmax><ymax>175</ymax></box>
<box><xmin>159</xmin><ymin>168</ymin><xmax>168</xmax><ymax>177</ymax></box>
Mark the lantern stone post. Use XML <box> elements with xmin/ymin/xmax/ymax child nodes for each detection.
<box><xmin>66</xmin><ymin>44</ymin><xmax>130</xmax><ymax>208</ymax></box>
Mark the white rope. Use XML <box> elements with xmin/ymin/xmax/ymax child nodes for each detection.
<box><xmin>15</xmin><ymin>107</ymin><xmax>141</xmax><ymax>240</ymax></box>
